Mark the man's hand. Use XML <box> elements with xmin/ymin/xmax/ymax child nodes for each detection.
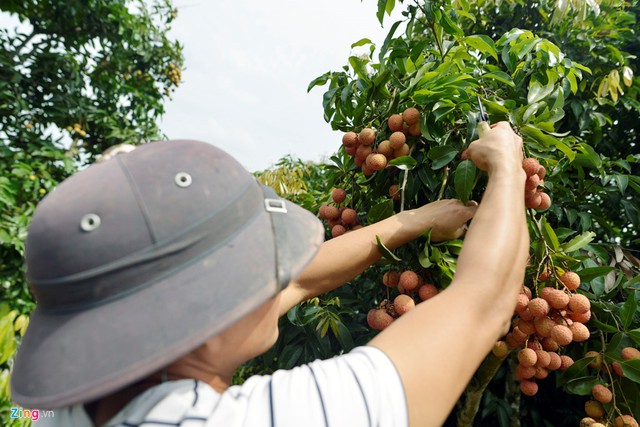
<box><xmin>467</xmin><ymin>121</ymin><xmax>523</xmax><ymax>174</ymax></box>
<box><xmin>409</xmin><ymin>199</ymin><xmax>477</xmax><ymax>242</ymax></box>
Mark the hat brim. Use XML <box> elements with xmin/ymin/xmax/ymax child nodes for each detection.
<box><xmin>11</xmin><ymin>195</ymin><xmax>324</xmax><ymax>409</ymax></box>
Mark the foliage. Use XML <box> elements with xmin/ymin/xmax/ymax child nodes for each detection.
<box><xmin>0</xmin><ymin>1</ymin><xmax>183</xmax><ymax>423</ymax></box>
<box><xmin>242</xmin><ymin>0</ymin><xmax>640</xmax><ymax>426</ymax></box>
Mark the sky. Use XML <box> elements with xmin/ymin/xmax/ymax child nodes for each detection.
<box><xmin>160</xmin><ymin>1</ymin><xmax>404</xmax><ymax>172</ymax></box>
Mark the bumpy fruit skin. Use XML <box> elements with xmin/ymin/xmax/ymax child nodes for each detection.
<box><xmin>529</xmin><ymin>298</ymin><xmax>550</xmax><ymax>318</ymax></box>
<box><xmin>408</xmin><ymin>121</ymin><xmax>421</xmax><ymax>137</ymax></box>
<box><xmin>525</xmin><ymin>174</ymin><xmax>541</xmax><ymax>191</ymax></box>
<box><xmin>341</xmin><ymin>208</ymin><xmax>358</xmax><ymax>225</ymax></box>
<box><xmin>547</xmin><ymin>352</ymin><xmax>562</xmax><ymax>370</ymax></box>
<box><xmin>342</xmin><ymin>131</ymin><xmax>358</xmax><ymax>147</ymax></box>
<box><xmin>388</xmin><ymin>114</ymin><xmax>404</xmax><ymax>132</ymax></box>
<box><xmin>537</xmin><ymin>165</ymin><xmax>547</xmax><ymax>180</ymax></box>
<box><xmin>542</xmin><ymin>337</ymin><xmax>559</xmax><ymax>351</ymax></box>
<box><xmin>359</xmin><ymin>128</ymin><xmax>376</xmax><ymax>146</ymax></box>
<box><xmin>570</xmin><ymin>322</ymin><xmax>590</xmax><ymax>341</ymax></box>
<box><xmin>368</xmin><ymin>309</ymin><xmax>393</xmax><ymax>331</ymax></box>
<box><xmin>418</xmin><ymin>284</ymin><xmax>438</xmax><ymax>301</ymax></box>
<box><xmin>515</xmin><ymin>293</ymin><xmax>529</xmax><ymax>313</ymax></box>
<box><xmin>580</xmin><ymin>417</ymin><xmax>596</xmax><ymax>427</ymax></box>
<box><xmin>367</xmin><ymin>153</ymin><xmax>388</xmax><ymax>171</ymax></box>
<box><xmin>559</xmin><ymin>355</ymin><xmax>574</xmax><ymax>370</ymax></box>
<box><xmin>591</xmin><ymin>384</ymin><xmax>613</xmax><ymax>403</ymax></box>
<box><xmin>615</xmin><ymin>415</ymin><xmax>639</xmax><ymax>427</ymax></box>
<box><xmin>569</xmin><ymin>293</ymin><xmax>591</xmax><ymax>313</ymax></box>
<box><xmin>570</xmin><ymin>310</ymin><xmax>591</xmax><ymax>323</ymax></box>
<box><xmin>536</xmin><ymin>192</ymin><xmax>551</xmax><ymax>210</ymax></box>
<box><xmin>332</xmin><ymin>188</ymin><xmax>347</xmax><ymax>204</ymax></box>
<box><xmin>394</xmin><ymin>143</ymin><xmax>410</xmax><ymax>158</ymax></box>
<box><xmin>377</xmin><ymin>140</ymin><xmax>393</xmax><ymax>157</ymax></box>
<box><xmin>560</xmin><ymin>271</ymin><xmax>581</xmax><ymax>291</ymax></box>
<box><xmin>584</xmin><ymin>400</ymin><xmax>605</xmax><ymax>419</ymax></box>
<box><xmin>394</xmin><ymin>294</ymin><xmax>415</xmax><ymax>316</ymax></box>
<box><xmin>535</xmin><ymin>350</ymin><xmax>551</xmax><ymax>368</ymax></box>
<box><xmin>518</xmin><ymin>348</ymin><xmax>538</xmax><ymax>367</ymax></box>
<box><xmin>331</xmin><ymin>224</ymin><xmax>346</xmax><ymax>238</ymax></box>
<box><xmin>492</xmin><ymin>341</ymin><xmax>510</xmax><ymax>358</ymax></box>
<box><xmin>382</xmin><ymin>271</ymin><xmax>400</xmax><ymax>288</ymax></box>
<box><xmin>612</xmin><ymin>361</ymin><xmax>625</xmax><ymax>377</ymax></box>
<box><xmin>519</xmin><ymin>380</ymin><xmax>538</xmax><ymax>396</ymax></box>
<box><xmin>518</xmin><ymin>319</ymin><xmax>536</xmax><ymax>335</ymax></box>
<box><xmin>541</xmin><ymin>287</ymin><xmax>570</xmax><ymax>310</ymax></box>
<box><xmin>551</xmin><ymin>324</ymin><xmax>573</xmax><ymax>345</ymax></box>
<box><xmin>525</xmin><ymin>191</ymin><xmax>542</xmax><ymax>209</ymax></box>
<box><xmin>621</xmin><ymin>347</ymin><xmax>640</xmax><ymax>360</ymax></box>
<box><xmin>522</xmin><ymin>158</ymin><xmax>541</xmax><ymax>177</ymax></box>
<box><xmin>399</xmin><ymin>270</ymin><xmax>420</xmax><ymax>292</ymax></box>
<box><xmin>515</xmin><ymin>364</ymin><xmax>536</xmax><ymax>380</ymax></box>
<box><xmin>534</xmin><ymin>316</ymin><xmax>556</xmax><ymax>337</ymax></box>
<box><xmin>389</xmin><ymin>131</ymin><xmax>407</xmax><ymax>149</ymax></box>
<box><xmin>323</xmin><ymin>205</ymin><xmax>340</xmax><ymax>220</ymax></box>
<box><xmin>402</xmin><ymin>107</ymin><xmax>420</xmax><ymax>125</ymax></box>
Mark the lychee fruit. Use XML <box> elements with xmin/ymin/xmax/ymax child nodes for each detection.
<box><xmin>356</xmin><ymin>144</ymin><xmax>372</xmax><ymax>160</ymax></box>
<box><xmin>537</xmin><ymin>166</ymin><xmax>546</xmax><ymax>180</ymax></box>
<box><xmin>537</xmin><ymin>192</ymin><xmax>551</xmax><ymax>210</ymax></box>
<box><xmin>519</xmin><ymin>380</ymin><xmax>538</xmax><ymax>396</ymax></box>
<box><xmin>518</xmin><ymin>348</ymin><xmax>538</xmax><ymax>367</ymax></box>
<box><xmin>331</xmin><ymin>224</ymin><xmax>346</xmax><ymax>238</ymax></box>
<box><xmin>342</xmin><ymin>131</ymin><xmax>358</xmax><ymax>147</ymax></box>
<box><xmin>525</xmin><ymin>174</ymin><xmax>541</xmax><ymax>191</ymax></box>
<box><xmin>580</xmin><ymin>417</ymin><xmax>597</xmax><ymax>427</ymax></box>
<box><xmin>621</xmin><ymin>347</ymin><xmax>640</xmax><ymax>360</ymax></box>
<box><xmin>584</xmin><ymin>400</ymin><xmax>605</xmax><ymax>419</ymax></box>
<box><xmin>515</xmin><ymin>293</ymin><xmax>530</xmax><ymax>313</ymax></box>
<box><xmin>389</xmin><ymin>184</ymin><xmax>400</xmax><ymax>201</ymax></box>
<box><xmin>515</xmin><ymin>364</ymin><xmax>536</xmax><ymax>380</ymax></box>
<box><xmin>367</xmin><ymin>153</ymin><xmax>388</xmax><ymax>171</ymax></box>
<box><xmin>560</xmin><ymin>355</ymin><xmax>574</xmax><ymax>370</ymax></box>
<box><xmin>534</xmin><ymin>366</ymin><xmax>549</xmax><ymax>379</ymax></box>
<box><xmin>492</xmin><ymin>341</ymin><xmax>509</xmax><ymax>358</ymax></box>
<box><xmin>522</xmin><ymin>158</ymin><xmax>541</xmax><ymax>177</ymax></box>
<box><xmin>461</xmin><ymin>149</ymin><xmax>469</xmax><ymax>160</ymax></box>
<box><xmin>394</xmin><ymin>143</ymin><xmax>410</xmax><ymax>157</ymax></box>
<box><xmin>525</xmin><ymin>191</ymin><xmax>542</xmax><ymax>209</ymax></box>
<box><xmin>570</xmin><ymin>322</ymin><xmax>590</xmax><ymax>342</ymax></box>
<box><xmin>560</xmin><ymin>271</ymin><xmax>581</xmax><ymax>290</ymax></box>
<box><xmin>389</xmin><ymin>131</ymin><xmax>406</xmax><ymax>150</ymax></box>
<box><xmin>518</xmin><ymin>319</ymin><xmax>536</xmax><ymax>335</ymax></box>
<box><xmin>520</xmin><ymin>308</ymin><xmax>535</xmax><ymax>321</ymax></box>
<box><xmin>528</xmin><ymin>298</ymin><xmax>550</xmax><ymax>318</ymax></box>
<box><xmin>399</xmin><ymin>270</ymin><xmax>420</xmax><ymax>292</ymax></box>
<box><xmin>361</xmin><ymin>163</ymin><xmax>374</xmax><ymax>176</ymax></box>
<box><xmin>535</xmin><ymin>350</ymin><xmax>551</xmax><ymax>368</ymax></box>
<box><xmin>538</xmin><ymin>267</ymin><xmax>551</xmax><ymax>281</ymax></box>
<box><xmin>394</xmin><ymin>294</ymin><xmax>415</xmax><ymax>316</ymax></box>
<box><xmin>551</xmin><ymin>324</ymin><xmax>573</xmax><ymax>345</ymax></box>
<box><xmin>591</xmin><ymin>384</ymin><xmax>612</xmax><ymax>403</ymax></box>
<box><xmin>612</xmin><ymin>361</ymin><xmax>625</xmax><ymax>377</ymax></box>
<box><xmin>527</xmin><ymin>341</ymin><xmax>542</xmax><ymax>351</ymax></box>
<box><xmin>377</xmin><ymin>140</ymin><xmax>393</xmax><ymax>157</ymax></box>
<box><xmin>408</xmin><ymin>121</ymin><xmax>421</xmax><ymax>137</ymax></box>
<box><xmin>585</xmin><ymin>351</ymin><xmax>603</xmax><ymax>369</ymax></box>
<box><xmin>345</xmin><ymin>145</ymin><xmax>357</xmax><ymax>156</ymax></box>
<box><xmin>570</xmin><ymin>310</ymin><xmax>591</xmax><ymax>323</ymax></box>
<box><xmin>568</xmin><ymin>293</ymin><xmax>591</xmax><ymax>313</ymax></box>
<box><xmin>512</xmin><ymin>326</ymin><xmax>528</xmax><ymax>342</ymax></box>
<box><xmin>541</xmin><ymin>337</ymin><xmax>559</xmax><ymax>351</ymax></box>
<box><xmin>359</xmin><ymin>128</ymin><xmax>376</xmax><ymax>146</ymax></box>
<box><xmin>341</xmin><ymin>208</ymin><xmax>358</xmax><ymax>225</ymax></box>
<box><xmin>547</xmin><ymin>352</ymin><xmax>562</xmax><ymax>370</ymax></box>
<box><xmin>534</xmin><ymin>316</ymin><xmax>556</xmax><ymax>337</ymax></box>
<box><xmin>521</xmin><ymin>286</ymin><xmax>532</xmax><ymax>299</ymax></box>
<box><xmin>541</xmin><ymin>287</ymin><xmax>570</xmax><ymax>310</ymax></box>
<box><xmin>367</xmin><ymin>309</ymin><xmax>393</xmax><ymax>331</ymax></box>
<box><xmin>322</xmin><ymin>205</ymin><xmax>340</xmax><ymax>220</ymax></box>
<box><xmin>506</xmin><ymin>333</ymin><xmax>525</xmax><ymax>349</ymax></box>
<box><xmin>615</xmin><ymin>415</ymin><xmax>639</xmax><ymax>427</ymax></box>
<box><xmin>402</xmin><ymin>107</ymin><xmax>420</xmax><ymax>125</ymax></box>
<box><xmin>418</xmin><ymin>284</ymin><xmax>438</xmax><ymax>301</ymax></box>
<box><xmin>382</xmin><ymin>271</ymin><xmax>400</xmax><ymax>288</ymax></box>
<box><xmin>332</xmin><ymin>188</ymin><xmax>347</xmax><ymax>204</ymax></box>
<box><xmin>388</xmin><ymin>114</ymin><xmax>403</xmax><ymax>132</ymax></box>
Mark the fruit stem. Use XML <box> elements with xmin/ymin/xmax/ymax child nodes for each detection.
<box><xmin>436</xmin><ymin>166</ymin><xmax>450</xmax><ymax>200</ymax></box>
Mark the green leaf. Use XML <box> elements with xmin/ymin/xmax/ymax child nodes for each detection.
<box><xmin>541</xmin><ymin>217</ymin><xmax>560</xmax><ymax>251</ymax></box>
<box><xmin>628</xmin><ymin>328</ymin><xmax>640</xmax><ymax>346</ymax></box>
<box><xmin>454</xmin><ymin>160</ymin><xmax>477</xmax><ymax>204</ymax></box>
<box><xmin>614</xmin><ymin>175</ymin><xmax>629</xmax><ymax>194</ymax></box>
<box><xmin>307</xmin><ymin>73</ymin><xmax>330</xmax><ymax>92</ymax></box>
<box><xmin>619</xmin><ymin>294</ymin><xmax>638</xmax><ymax>329</ymax></box>
<box><xmin>462</xmin><ymin>35</ymin><xmax>498</xmax><ymax>61</ymax></box>
<box><xmin>592</xmin><ymin>318</ymin><xmax>619</xmax><ymax>333</ymax></box>
<box><xmin>349</xmin><ymin>56</ymin><xmax>370</xmax><ymax>81</ymax></box>
<box><xmin>557</xmin><ymin>357</ymin><xmax>592</xmax><ymax>385</ymax></box>
<box><xmin>376</xmin><ymin>235</ymin><xmax>402</xmax><ymax>262</ymax></box>
<box><xmin>388</xmin><ymin>156</ymin><xmax>417</xmax><ymax>171</ymax></box>
<box><xmin>576</xmin><ymin>266</ymin><xmax>615</xmax><ymax>283</ymax></box>
<box><xmin>528</xmin><ymin>82</ymin><xmax>556</xmax><ymax>104</ymax></box>
<box><xmin>566</xmin><ymin>376</ymin><xmax>601</xmax><ymax>395</ymax></box>
<box><xmin>561</xmin><ymin>231</ymin><xmax>596</xmax><ymax>252</ymax></box>
<box><xmin>376</xmin><ymin>0</ymin><xmax>395</xmax><ymax>24</ymax></box>
<box><xmin>351</xmin><ymin>38</ymin><xmax>373</xmax><ymax>48</ymax></box>
<box><xmin>619</xmin><ymin>359</ymin><xmax>640</xmax><ymax>384</ymax></box>
<box><xmin>367</xmin><ymin>200</ymin><xmax>395</xmax><ymax>224</ymax></box>
<box><xmin>427</xmin><ymin>146</ymin><xmax>458</xmax><ymax>170</ymax></box>
<box><xmin>481</xmin><ymin>71</ymin><xmax>515</xmax><ymax>87</ymax></box>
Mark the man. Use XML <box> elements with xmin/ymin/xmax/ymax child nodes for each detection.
<box><xmin>11</xmin><ymin>122</ymin><xmax>528</xmax><ymax>426</ymax></box>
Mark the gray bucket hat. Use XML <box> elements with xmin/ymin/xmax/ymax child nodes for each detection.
<box><xmin>10</xmin><ymin>140</ymin><xmax>324</xmax><ymax>409</ymax></box>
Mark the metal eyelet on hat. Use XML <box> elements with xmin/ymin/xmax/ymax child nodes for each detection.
<box><xmin>264</xmin><ymin>198</ymin><xmax>287</xmax><ymax>214</ymax></box>
<box><xmin>174</xmin><ymin>172</ymin><xmax>192</xmax><ymax>188</ymax></box>
<box><xmin>80</xmin><ymin>213</ymin><xmax>101</xmax><ymax>232</ymax></box>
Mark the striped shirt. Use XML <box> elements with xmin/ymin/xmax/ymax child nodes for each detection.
<box><xmin>38</xmin><ymin>346</ymin><xmax>407</xmax><ymax>427</ymax></box>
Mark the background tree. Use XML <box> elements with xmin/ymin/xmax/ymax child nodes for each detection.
<box><xmin>0</xmin><ymin>1</ymin><xmax>183</xmax><ymax>424</ymax></box>
<box><xmin>241</xmin><ymin>0</ymin><xmax>640</xmax><ymax>426</ymax></box>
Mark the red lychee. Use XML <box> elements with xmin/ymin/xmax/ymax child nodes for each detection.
<box><xmin>515</xmin><ymin>293</ymin><xmax>530</xmax><ymax>313</ymax></box>
<box><xmin>584</xmin><ymin>400</ymin><xmax>605</xmax><ymax>419</ymax></box>
<box><xmin>399</xmin><ymin>270</ymin><xmax>420</xmax><ymax>292</ymax></box>
<box><xmin>366</xmin><ymin>153</ymin><xmax>388</xmax><ymax>171</ymax></box>
<box><xmin>534</xmin><ymin>316</ymin><xmax>556</xmax><ymax>337</ymax></box>
<box><xmin>331</xmin><ymin>224</ymin><xmax>346</xmax><ymax>238</ymax></box>
<box><xmin>408</xmin><ymin>121</ymin><xmax>421</xmax><ymax>137</ymax></box>
<box><xmin>541</xmin><ymin>287</ymin><xmax>570</xmax><ymax>310</ymax></box>
<box><xmin>518</xmin><ymin>348</ymin><xmax>538</xmax><ymax>367</ymax></box>
<box><xmin>356</xmin><ymin>144</ymin><xmax>372</xmax><ymax>160</ymax></box>
<box><xmin>389</xmin><ymin>184</ymin><xmax>400</xmax><ymax>201</ymax></box>
<box><xmin>520</xmin><ymin>380</ymin><xmax>538</xmax><ymax>396</ymax></box>
<box><xmin>615</xmin><ymin>415</ymin><xmax>639</xmax><ymax>427</ymax></box>
<box><xmin>515</xmin><ymin>364</ymin><xmax>536</xmax><ymax>380</ymax></box>
<box><xmin>528</xmin><ymin>298</ymin><xmax>550</xmax><ymax>318</ymax></box>
<box><xmin>341</xmin><ymin>208</ymin><xmax>358</xmax><ymax>225</ymax></box>
<box><xmin>570</xmin><ymin>309</ymin><xmax>591</xmax><ymax>323</ymax></box>
<box><xmin>591</xmin><ymin>384</ymin><xmax>612</xmax><ymax>404</ymax></box>
<box><xmin>537</xmin><ymin>192</ymin><xmax>551</xmax><ymax>210</ymax></box>
<box><xmin>377</xmin><ymin>140</ymin><xmax>393</xmax><ymax>157</ymax></box>
<box><xmin>322</xmin><ymin>205</ymin><xmax>340</xmax><ymax>220</ymax></box>
<box><xmin>522</xmin><ymin>158</ymin><xmax>541</xmax><ymax>177</ymax></box>
<box><xmin>568</xmin><ymin>293</ymin><xmax>591</xmax><ymax>313</ymax></box>
<box><xmin>542</xmin><ymin>337</ymin><xmax>559</xmax><ymax>351</ymax></box>
<box><xmin>418</xmin><ymin>284</ymin><xmax>438</xmax><ymax>301</ymax></box>
<box><xmin>332</xmin><ymin>188</ymin><xmax>347</xmax><ymax>204</ymax></box>
<box><xmin>560</xmin><ymin>355</ymin><xmax>574</xmax><ymax>370</ymax></box>
<box><xmin>525</xmin><ymin>174</ymin><xmax>540</xmax><ymax>191</ymax></box>
<box><xmin>394</xmin><ymin>294</ymin><xmax>415</xmax><ymax>316</ymax></box>
<box><xmin>492</xmin><ymin>341</ymin><xmax>509</xmax><ymax>358</ymax></box>
<box><xmin>389</xmin><ymin>131</ymin><xmax>406</xmax><ymax>150</ymax></box>
<box><xmin>382</xmin><ymin>271</ymin><xmax>400</xmax><ymax>288</ymax></box>
<box><xmin>560</xmin><ymin>271</ymin><xmax>581</xmax><ymax>290</ymax></box>
<box><xmin>388</xmin><ymin>114</ymin><xmax>404</xmax><ymax>132</ymax></box>
<box><xmin>547</xmin><ymin>352</ymin><xmax>562</xmax><ymax>370</ymax></box>
<box><xmin>367</xmin><ymin>309</ymin><xmax>393</xmax><ymax>331</ymax></box>
<box><xmin>621</xmin><ymin>347</ymin><xmax>640</xmax><ymax>360</ymax></box>
<box><xmin>535</xmin><ymin>350</ymin><xmax>551</xmax><ymax>368</ymax></box>
<box><xmin>394</xmin><ymin>143</ymin><xmax>410</xmax><ymax>157</ymax></box>
<box><xmin>342</xmin><ymin>131</ymin><xmax>358</xmax><ymax>147</ymax></box>
<box><xmin>570</xmin><ymin>322</ymin><xmax>590</xmax><ymax>342</ymax></box>
<box><xmin>551</xmin><ymin>324</ymin><xmax>573</xmax><ymax>345</ymax></box>
<box><xmin>359</xmin><ymin>128</ymin><xmax>376</xmax><ymax>146</ymax></box>
<box><xmin>525</xmin><ymin>191</ymin><xmax>542</xmax><ymax>209</ymax></box>
<box><xmin>402</xmin><ymin>107</ymin><xmax>420</xmax><ymax>125</ymax></box>
<box><xmin>537</xmin><ymin>165</ymin><xmax>546</xmax><ymax>180</ymax></box>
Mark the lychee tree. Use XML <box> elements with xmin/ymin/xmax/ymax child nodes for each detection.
<box><xmin>242</xmin><ymin>0</ymin><xmax>640</xmax><ymax>426</ymax></box>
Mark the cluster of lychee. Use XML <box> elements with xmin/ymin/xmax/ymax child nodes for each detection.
<box><xmin>341</xmin><ymin>107</ymin><xmax>421</xmax><ymax>176</ymax></box>
<box><xmin>493</xmin><ymin>271</ymin><xmax>592</xmax><ymax>396</ymax></box>
<box><xmin>366</xmin><ymin>269</ymin><xmax>439</xmax><ymax>330</ymax></box>
<box><xmin>579</xmin><ymin>347</ymin><xmax>640</xmax><ymax>427</ymax></box>
<box><xmin>318</xmin><ymin>188</ymin><xmax>362</xmax><ymax>238</ymax></box>
<box><xmin>522</xmin><ymin>157</ymin><xmax>552</xmax><ymax>210</ymax></box>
